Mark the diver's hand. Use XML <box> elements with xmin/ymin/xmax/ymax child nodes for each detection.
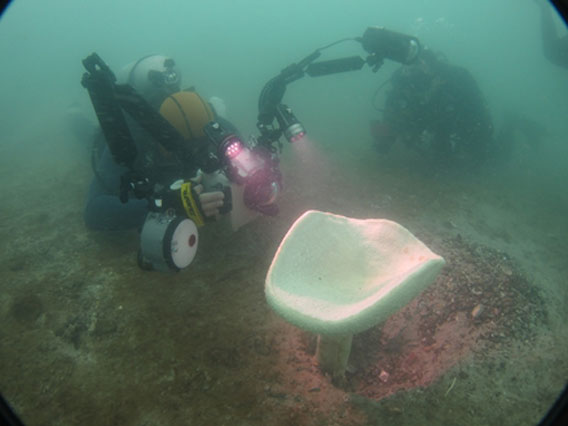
<box><xmin>190</xmin><ymin>174</ymin><xmax>225</xmax><ymax>217</ymax></box>
<box><xmin>196</xmin><ymin>187</ymin><xmax>225</xmax><ymax>217</ymax></box>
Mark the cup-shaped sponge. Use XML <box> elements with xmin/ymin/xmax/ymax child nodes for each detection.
<box><xmin>265</xmin><ymin>210</ymin><xmax>445</xmax><ymax>336</ymax></box>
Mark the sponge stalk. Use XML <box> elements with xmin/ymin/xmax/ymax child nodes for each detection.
<box><xmin>316</xmin><ymin>333</ymin><xmax>353</xmax><ymax>379</ymax></box>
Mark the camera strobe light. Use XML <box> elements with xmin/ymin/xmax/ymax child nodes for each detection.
<box><xmin>203</xmin><ymin>121</ymin><xmax>282</xmax><ymax>213</ymax></box>
<box><xmin>360</xmin><ymin>27</ymin><xmax>421</xmax><ymax>65</ymax></box>
<box><xmin>275</xmin><ymin>104</ymin><xmax>306</xmax><ymax>143</ymax></box>
<box><xmin>284</xmin><ymin>122</ymin><xmax>306</xmax><ymax>143</ymax></box>
<box><xmin>223</xmin><ymin>137</ymin><xmax>243</xmax><ymax>159</ymax></box>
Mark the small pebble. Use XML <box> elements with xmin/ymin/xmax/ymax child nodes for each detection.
<box><xmin>471</xmin><ymin>304</ymin><xmax>485</xmax><ymax>319</ymax></box>
<box><xmin>500</xmin><ymin>264</ymin><xmax>513</xmax><ymax>276</ymax></box>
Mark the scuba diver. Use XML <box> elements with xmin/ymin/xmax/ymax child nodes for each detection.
<box><xmin>535</xmin><ymin>0</ymin><xmax>568</xmax><ymax>69</ymax></box>
<box><xmin>370</xmin><ymin>48</ymin><xmax>494</xmax><ymax>167</ymax></box>
<box><xmin>82</xmin><ymin>53</ymin><xmax>284</xmax><ymax>271</ymax></box>
<box><xmin>84</xmin><ymin>54</ymin><xmax>234</xmax><ymax>231</ymax></box>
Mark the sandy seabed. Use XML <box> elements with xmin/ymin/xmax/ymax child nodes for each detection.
<box><xmin>1</xmin><ymin>127</ymin><xmax>567</xmax><ymax>426</ymax></box>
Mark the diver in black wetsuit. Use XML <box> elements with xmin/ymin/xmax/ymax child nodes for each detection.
<box><xmin>370</xmin><ymin>49</ymin><xmax>493</xmax><ymax>167</ymax></box>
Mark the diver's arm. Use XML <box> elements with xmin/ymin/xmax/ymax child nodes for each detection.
<box><xmin>84</xmin><ymin>183</ymin><xmax>149</xmax><ymax>231</ymax></box>
<box><xmin>83</xmin><ymin>148</ymin><xmax>149</xmax><ymax>231</ymax></box>
<box><xmin>537</xmin><ymin>1</ymin><xmax>568</xmax><ymax>68</ymax></box>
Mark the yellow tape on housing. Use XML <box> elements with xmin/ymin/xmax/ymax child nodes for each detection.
<box><xmin>180</xmin><ymin>182</ymin><xmax>205</xmax><ymax>226</ymax></box>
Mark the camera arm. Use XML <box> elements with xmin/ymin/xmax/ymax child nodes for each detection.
<box><xmin>257</xmin><ymin>49</ymin><xmax>321</xmax><ymax>127</ymax></box>
<box><xmin>256</xmin><ymin>28</ymin><xmax>421</xmax><ymax>147</ymax></box>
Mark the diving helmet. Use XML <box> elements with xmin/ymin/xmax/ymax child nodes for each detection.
<box><xmin>121</xmin><ymin>54</ymin><xmax>182</xmax><ymax>107</ymax></box>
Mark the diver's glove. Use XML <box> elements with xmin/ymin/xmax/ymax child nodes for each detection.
<box><xmin>159</xmin><ymin>177</ymin><xmax>225</xmax><ymax>226</ymax></box>
<box><xmin>190</xmin><ymin>174</ymin><xmax>226</xmax><ymax>218</ymax></box>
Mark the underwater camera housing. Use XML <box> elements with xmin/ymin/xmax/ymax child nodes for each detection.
<box><xmin>138</xmin><ymin>209</ymin><xmax>199</xmax><ymax>272</ymax></box>
<box><xmin>137</xmin><ymin>178</ymin><xmax>211</xmax><ymax>272</ymax></box>
<box><xmin>204</xmin><ymin>121</ymin><xmax>282</xmax><ymax>216</ymax></box>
